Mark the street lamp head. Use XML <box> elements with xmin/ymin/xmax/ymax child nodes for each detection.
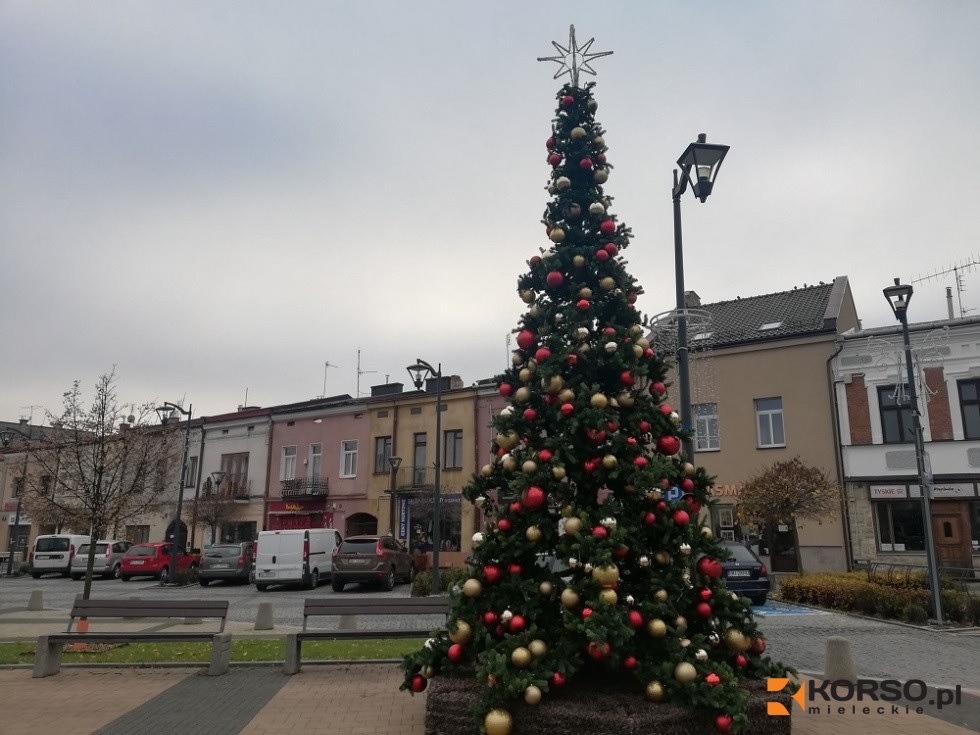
<box><xmin>388</xmin><ymin>456</ymin><xmax>403</xmax><ymax>472</ymax></box>
<box><xmin>211</xmin><ymin>470</ymin><xmax>227</xmax><ymax>486</ymax></box>
<box><xmin>155</xmin><ymin>405</ymin><xmax>175</xmax><ymax>425</ymax></box>
<box><xmin>0</xmin><ymin>430</ymin><xmax>13</xmax><ymax>448</ymax></box>
<box><xmin>677</xmin><ymin>133</ymin><xmax>730</xmax><ymax>203</ymax></box>
<box><xmin>883</xmin><ymin>278</ymin><xmax>914</xmax><ymax>320</ymax></box>
<box><xmin>406</xmin><ymin>359</ymin><xmax>438</xmax><ymax>390</ymax></box>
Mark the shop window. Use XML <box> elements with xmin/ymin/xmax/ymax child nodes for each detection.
<box><xmin>405</xmin><ymin>494</ymin><xmax>461</xmax><ymax>552</ymax></box>
<box><xmin>875</xmin><ymin>500</ymin><xmax>925</xmax><ymax>551</ymax></box>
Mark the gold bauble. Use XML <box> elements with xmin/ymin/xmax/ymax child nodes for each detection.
<box><xmin>679</xmin><ymin>638</ymin><xmax>691</xmax><ymax>648</ymax></box>
<box><xmin>421</xmin><ymin>665</ymin><xmax>436</xmax><ymax>678</ymax></box>
<box><xmin>495</xmin><ymin>432</ymin><xmax>519</xmax><ymax>450</ymax></box>
<box><xmin>563</xmin><ymin>517</ymin><xmax>583</xmax><ymax>535</ymax></box>
<box><xmin>579</xmin><ymin>287</ymin><xmax>593</xmax><ymax>299</ymax></box>
<box><xmin>512</xmin><ymin>353</ymin><xmax>524</xmax><ymax>366</ymax></box>
<box><xmin>602</xmin><ymin>454</ymin><xmax>617</xmax><ymax>469</ymax></box>
<box><xmin>522</xmin><ymin>460</ymin><xmax>538</xmax><ymax>474</ymax></box>
<box><xmin>539</xmin><ymin>580</ymin><xmax>554</xmax><ymax>596</ymax></box>
<box><xmin>591</xmin><ymin>564</ymin><xmax>620</xmax><ymax>587</ymax></box>
<box><xmin>590</xmin><ymin>393</ymin><xmax>609</xmax><ymax>409</ymax></box>
<box><xmin>502</xmin><ymin>455</ymin><xmax>517</xmax><ymax>472</ymax></box>
<box><xmin>654</xmin><ymin>551</ymin><xmax>671</xmax><ymax>566</ymax></box>
<box><xmin>549</xmin><ymin>228</ymin><xmax>565</xmax><ymax>243</ymax></box>
<box><xmin>570</xmin><ymin>126</ymin><xmax>587</xmax><ymax>139</ymax></box>
<box><xmin>600</xmin><ymin>277</ymin><xmax>616</xmax><ymax>291</ymax></box>
<box><xmin>560</xmin><ymin>587</ymin><xmax>581</xmax><ymax>609</ymax></box>
<box><xmin>594</xmin><ymin>169</ymin><xmax>609</xmax><ymax>184</ymax></box>
<box><xmin>529</xmin><ymin>304</ymin><xmax>541</xmax><ymax>318</ymax></box>
<box><xmin>617</xmin><ymin>392</ymin><xmax>635</xmax><ymax>408</ymax></box>
<box><xmin>645</xmin><ymin>681</ymin><xmax>667</xmax><ymax>702</ymax></box>
<box><xmin>514</xmin><ymin>387</ymin><xmax>532</xmax><ymax>403</ymax></box>
<box><xmin>528</xmin><ymin>639</ymin><xmax>548</xmax><ymax>657</ymax></box>
<box><xmin>511</xmin><ymin>647</ymin><xmax>532</xmax><ymax>667</ymax></box>
<box><xmin>561</xmin><ymin>504</ymin><xmax>575</xmax><ymax>517</ymax></box>
<box><xmin>682</xmin><ymin>462</ymin><xmax>695</xmax><ymax>475</ymax></box>
<box><xmin>633</xmin><ymin>344</ymin><xmax>644</xmax><ymax>358</ymax></box>
<box><xmin>525</xmin><ymin>525</ymin><xmax>542</xmax><ymax>542</ymax></box>
<box><xmin>519</xmin><ymin>368</ymin><xmax>532</xmax><ymax>383</ymax></box>
<box><xmin>647</xmin><ymin>619</ymin><xmax>667</xmax><ymax>637</ymax></box>
<box><xmin>481</xmin><ymin>464</ymin><xmax>492</xmax><ymax>477</ymax></box>
<box><xmin>559</xmin><ymin>388</ymin><xmax>575</xmax><ymax>403</ymax></box>
<box><xmin>547</xmin><ymin>375</ymin><xmax>565</xmax><ymax>393</ymax></box>
<box><xmin>593</xmin><ymin>134</ymin><xmax>605</xmax><ymax>147</ymax></box>
<box><xmin>701</xmin><ymin>526</ymin><xmax>714</xmax><ymax>539</ymax></box>
<box><xmin>724</xmin><ymin>629</ymin><xmax>752</xmax><ymax>652</ymax></box>
<box><xmin>674</xmin><ymin>662</ymin><xmax>698</xmax><ymax>684</ymax></box>
<box><xmin>654</xmin><ymin>588</ymin><xmax>669</xmax><ymax>603</ymax></box>
<box><xmin>573</xmin><ymin>255</ymin><xmax>586</xmax><ymax>267</ymax></box>
<box><xmin>649</xmin><ymin>488</ymin><xmax>663</xmax><ymax>500</ymax></box>
<box><xmin>524</xmin><ymin>685</ymin><xmax>543</xmax><ymax>705</ymax></box>
<box><xmin>675</xmin><ymin>616</ymin><xmax>688</xmax><ymax>631</ymax></box>
<box><xmin>485</xmin><ymin>709</ymin><xmax>513</xmax><ymax>735</ymax></box>
<box><xmin>462</xmin><ymin>578</ymin><xmax>483</xmax><ymax>597</ymax></box>
<box><xmin>552</xmin><ymin>465</ymin><xmax>566</xmax><ymax>480</ymax></box>
<box><xmin>449</xmin><ymin>620</ymin><xmax>472</xmax><ymax>645</ymax></box>
<box><xmin>599</xmin><ymin>588</ymin><xmax>618</xmax><ymax>605</ymax></box>
<box><xmin>521</xmin><ymin>290</ymin><xmax>535</xmax><ymax>304</ymax></box>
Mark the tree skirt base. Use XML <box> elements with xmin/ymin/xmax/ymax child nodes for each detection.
<box><xmin>424</xmin><ymin>675</ymin><xmax>791</xmax><ymax>735</ymax></box>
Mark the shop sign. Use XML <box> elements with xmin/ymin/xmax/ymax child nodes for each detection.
<box><xmin>930</xmin><ymin>483</ymin><xmax>976</xmax><ymax>498</ymax></box>
<box><xmin>869</xmin><ymin>485</ymin><xmax>906</xmax><ymax>499</ymax></box>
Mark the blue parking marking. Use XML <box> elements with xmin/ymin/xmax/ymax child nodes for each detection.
<box><xmin>754</xmin><ymin>601</ymin><xmax>830</xmax><ymax>616</ymax></box>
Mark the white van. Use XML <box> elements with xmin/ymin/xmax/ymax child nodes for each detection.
<box><xmin>254</xmin><ymin>528</ymin><xmax>342</xmax><ymax>591</ymax></box>
<box><xmin>30</xmin><ymin>534</ymin><xmax>91</xmax><ymax>578</ymax></box>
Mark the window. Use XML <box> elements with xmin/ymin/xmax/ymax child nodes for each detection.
<box><xmin>406</xmin><ymin>494</ymin><xmax>462</xmax><ymax>552</ymax></box>
<box><xmin>875</xmin><ymin>501</ymin><xmax>924</xmax><ymax>551</ymax></box>
<box><xmin>879</xmin><ymin>385</ymin><xmax>914</xmax><ymax>444</ymax></box>
<box><xmin>958</xmin><ymin>379</ymin><xmax>980</xmax><ymax>440</ymax></box>
<box><xmin>220</xmin><ymin>453</ymin><xmax>250</xmax><ymax>496</ymax></box>
<box><xmin>694</xmin><ymin>403</ymin><xmax>720</xmax><ymax>451</ymax></box>
<box><xmin>375</xmin><ymin>436</ymin><xmax>393</xmax><ymax>474</ymax></box>
<box><xmin>126</xmin><ymin>525</ymin><xmax>150</xmax><ymax>544</ymax></box>
<box><xmin>309</xmin><ymin>443</ymin><xmax>322</xmax><ymax>479</ymax></box>
<box><xmin>755</xmin><ymin>397</ymin><xmax>785</xmax><ymax>447</ymax></box>
<box><xmin>413</xmin><ymin>433</ymin><xmax>427</xmax><ymax>485</ymax></box>
<box><xmin>281</xmin><ymin>446</ymin><xmax>297</xmax><ymax>481</ymax></box>
<box><xmin>341</xmin><ymin>440</ymin><xmax>358</xmax><ymax>477</ymax></box>
<box><xmin>444</xmin><ymin>430</ymin><xmax>463</xmax><ymax>469</ymax></box>
<box><xmin>184</xmin><ymin>455</ymin><xmax>199</xmax><ymax>488</ymax></box>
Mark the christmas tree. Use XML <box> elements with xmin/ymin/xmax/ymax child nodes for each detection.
<box><xmin>401</xmin><ymin>27</ymin><xmax>793</xmax><ymax>735</ymax></box>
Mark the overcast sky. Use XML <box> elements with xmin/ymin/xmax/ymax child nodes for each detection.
<box><xmin>3</xmin><ymin>2</ymin><xmax>980</xmax><ymax>424</ymax></box>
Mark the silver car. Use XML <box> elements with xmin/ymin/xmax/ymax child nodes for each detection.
<box><xmin>70</xmin><ymin>539</ymin><xmax>133</xmax><ymax>580</ymax></box>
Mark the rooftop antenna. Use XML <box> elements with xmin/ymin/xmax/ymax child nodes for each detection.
<box><xmin>912</xmin><ymin>255</ymin><xmax>980</xmax><ymax>318</ymax></box>
<box><xmin>356</xmin><ymin>350</ymin><xmax>376</xmax><ymax>397</ymax></box>
<box><xmin>321</xmin><ymin>361</ymin><xmax>339</xmax><ymax>398</ymax></box>
<box><xmin>20</xmin><ymin>405</ymin><xmax>41</xmax><ymax>425</ymax></box>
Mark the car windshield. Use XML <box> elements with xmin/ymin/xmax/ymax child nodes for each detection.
<box><xmin>722</xmin><ymin>544</ymin><xmax>758</xmax><ymax>563</ymax></box>
<box><xmin>205</xmin><ymin>546</ymin><xmax>242</xmax><ymax>558</ymax></box>
<box><xmin>35</xmin><ymin>538</ymin><xmax>70</xmax><ymax>552</ymax></box>
<box><xmin>78</xmin><ymin>544</ymin><xmax>108</xmax><ymax>555</ymax></box>
<box><xmin>340</xmin><ymin>540</ymin><xmax>378</xmax><ymax>554</ymax></box>
<box><xmin>127</xmin><ymin>546</ymin><xmax>158</xmax><ymax>557</ymax></box>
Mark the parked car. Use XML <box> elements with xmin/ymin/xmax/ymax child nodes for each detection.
<box><xmin>70</xmin><ymin>539</ymin><xmax>133</xmax><ymax>580</ymax></box>
<box><xmin>120</xmin><ymin>542</ymin><xmax>198</xmax><ymax>582</ymax></box>
<box><xmin>198</xmin><ymin>542</ymin><xmax>255</xmax><ymax>586</ymax></box>
<box><xmin>331</xmin><ymin>535</ymin><xmax>415</xmax><ymax>592</ymax></box>
<box><xmin>29</xmin><ymin>534</ymin><xmax>91</xmax><ymax>578</ymax></box>
<box><xmin>254</xmin><ymin>528</ymin><xmax>341</xmax><ymax>591</ymax></box>
<box><xmin>719</xmin><ymin>540</ymin><xmax>770</xmax><ymax>605</ymax></box>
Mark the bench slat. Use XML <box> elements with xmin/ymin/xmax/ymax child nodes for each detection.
<box><xmin>44</xmin><ymin>633</ymin><xmax>220</xmax><ymax>643</ymax></box>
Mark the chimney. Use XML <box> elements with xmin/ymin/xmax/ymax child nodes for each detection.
<box><xmin>19</xmin><ymin>418</ymin><xmax>28</xmax><ymax>427</ymax></box>
<box><xmin>684</xmin><ymin>290</ymin><xmax>701</xmax><ymax>308</ymax></box>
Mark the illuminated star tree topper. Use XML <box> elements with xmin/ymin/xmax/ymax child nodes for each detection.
<box><xmin>537</xmin><ymin>24</ymin><xmax>613</xmax><ymax>87</ymax></box>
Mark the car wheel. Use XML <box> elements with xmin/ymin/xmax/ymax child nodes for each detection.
<box><xmin>752</xmin><ymin>595</ymin><xmax>768</xmax><ymax>606</ymax></box>
<box><xmin>110</xmin><ymin>564</ymin><xmax>121</xmax><ymax>580</ymax></box>
<box><xmin>120</xmin><ymin>575</ymin><xmax>130</xmax><ymax>582</ymax></box>
<box><xmin>31</xmin><ymin>572</ymin><xmax>42</xmax><ymax>579</ymax></box>
<box><xmin>71</xmin><ymin>574</ymin><xmax>82</xmax><ymax>581</ymax></box>
<box><xmin>256</xmin><ymin>583</ymin><xmax>269</xmax><ymax>592</ymax></box>
<box><xmin>199</xmin><ymin>578</ymin><xmax>210</xmax><ymax>587</ymax></box>
<box><xmin>332</xmin><ymin>578</ymin><xmax>345</xmax><ymax>593</ymax></box>
<box><xmin>406</xmin><ymin>564</ymin><xmax>417</xmax><ymax>583</ymax></box>
<box><xmin>159</xmin><ymin>566</ymin><xmax>170</xmax><ymax>583</ymax></box>
<box><xmin>307</xmin><ymin>569</ymin><xmax>319</xmax><ymax>590</ymax></box>
<box><xmin>384</xmin><ymin>568</ymin><xmax>396</xmax><ymax>591</ymax></box>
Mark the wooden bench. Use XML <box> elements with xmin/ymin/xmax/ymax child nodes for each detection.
<box><xmin>33</xmin><ymin>598</ymin><xmax>232</xmax><ymax>678</ymax></box>
<box><xmin>284</xmin><ymin>596</ymin><xmax>449</xmax><ymax>674</ymax></box>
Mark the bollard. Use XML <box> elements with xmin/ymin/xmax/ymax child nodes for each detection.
<box><xmin>254</xmin><ymin>601</ymin><xmax>274</xmax><ymax>630</ymax></box>
<box><xmin>27</xmin><ymin>590</ymin><xmax>43</xmax><ymax>611</ymax></box>
<box><xmin>823</xmin><ymin>636</ymin><xmax>857</xmax><ymax>683</ymax></box>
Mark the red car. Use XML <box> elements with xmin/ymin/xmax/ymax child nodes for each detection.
<box><xmin>120</xmin><ymin>542</ymin><xmax>198</xmax><ymax>582</ymax></box>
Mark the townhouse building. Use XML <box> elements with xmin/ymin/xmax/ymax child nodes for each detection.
<box><xmin>652</xmin><ymin>277</ymin><xmax>859</xmax><ymax>573</ymax></box>
<box><xmin>833</xmin><ymin>315</ymin><xmax>980</xmax><ymax>571</ymax></box>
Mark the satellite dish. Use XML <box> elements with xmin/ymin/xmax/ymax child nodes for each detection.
<box><xmin>127</xmin><ymin>415</ymin><xmax>136</xmax><ymax>423</ymax></box>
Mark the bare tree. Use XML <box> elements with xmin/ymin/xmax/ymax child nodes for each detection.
<box><xmin>190</xmin><ymin>476</ymin><xmax>237</xmax><ymax>546</ymax></box>
<box><xmin>23</xmin><ymin>368</ymin><xmax>182</xmax><ymax>599</ymax></box>
<box><xmin>735</xmin><ymin>456</ymin><xmax>842</xmax><ymax>571</ymax></box>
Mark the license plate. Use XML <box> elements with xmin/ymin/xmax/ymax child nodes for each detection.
<box><xmin>211</xmin><ymin>563</ymin><xmax>230</xmax><ymax>569</ymax></box>
<box><xmin>727</xmin><ymin>569</ymin><xmax>751</xmax><ymax>578</ymax></box>
<box><xmin>258</xmin><ymin>570</ymin><xmax>274</xmax><ymax>578</ymax></box>
<box><xmin>130</xmin><ymin>559</ymin><xmax>145</xmax><ymax>565</ymax></box>
<box><xmin>347</xmin><ymin>558</ymin><xmax>368</xmax><ymax>565</ymax></box>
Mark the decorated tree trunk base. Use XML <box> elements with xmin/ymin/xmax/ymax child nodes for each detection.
<box><xmin>424</xmin><ymin>675</ymin><xmax>791</xmax><ymax>735</ymax></box>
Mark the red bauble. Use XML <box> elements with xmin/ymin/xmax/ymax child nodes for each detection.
<box><xmin>581</xmin><ymin>607</ymin><xmax>593</xmax><ymax>619</ymax></box>
<box><xmin>699</xmin><ymin>588</ymin><xmax>713</xmax><ymax>602</ymax></box>
<box><xmin>566</xmin><ymin>353</ymin><xmax>578</xmax><ymax>366</ymax></box>
<box><xmin>681</xmin><ymin>478</ymin><xmax>695</xmax><ymax>492</ymax></box>
<box><xmin>534</xmin><ymin>347</ymin><xmax>551</xmax><ymax>362</ymax></box>
<box><xmin>639</xmin><ymin>420</ymin><xmax>651</xmax><ymax>433</ymax></box>
<box><xmin>447</xmin><ymin>643</ymin><xmax>465</xmax><ymax>662</ymax></box>
<box><xmin>523</xmin><ymin>486</ymin><xmax>546</xmax><ymax>510</ymax></box>
<box><xmin>482</xmin><ymin>611</ymin><xmax>498</xmax><ymax>626</ymax></box>
<box><xmin>576</xmin><ymin>299</ymin><xmax>591</xmax><ymax>311</ymax></box>
<box><xmin>688</xmin><ymin>500</ymin><xmax>702</xmax><ymax>514</ymax></box>
<box><xmin>650</xmin><ymin>381</ymin><xmax>666</xmax><ymax>396</ymax></box>
<box><xmin>697</xmin><ymin>557</ymin><xmax>723</xmax><ymax>579</ymax></box>
<box><xmin>587</xmin><ymin>641</ymin><xmax>610</xmax><ymax>660</ymax></box>
<box><xmin>607</xmin><ymin>421</ymin><xmax>619</xmax><ymax>432</ymax></box>
<box><xmin>509</xmin><ymin>614</ymin><xmax>526</xmax><ymax>632</ymax></box>
<box><xmin>620</xmin><ymin>371</ymin><xmax>636</xmax><ymax>386</ymax></box>
<box><xmin>483</xmin><ymin>565</ymin><xmax>502</xmax><ymax>584</ymax></box>
<box><xmin>600</xmin><ymin>220</ymin><xmax>616</xmax><ymax>235</ymax></box>
<box><xmin>517</xmin><ymin>330</ymin><xmax>536</xmax><ymax>350</ymax></box>
<box><xmin>642</xmin><ymin>511</ymin><xmax>655</xmax><ymax>526</ymax></box>
<box><xmin>410</xmin><ymin>674</ymin><xmax>427</xmax><ymax>692</ymax></box>
<box><xmin>626</xmin><ymin>437</ymin><xmax>637</xmax><ymax>445</ymax></box>
<box><xmin>499</xmin><ymin>383</ymin><xmax>514</xmax><ymax>397</ymax></box>
<box><xmin>579</xmin><ymin>158</ymin><xmax>592</xmax><ymax>170</ymax></box>
<box><xmin>546</xmin><ymin>270</ymin><xmax>564</xmax><ymax>288</ymax></box>
<box><xmin>751</xmin><ymin>637</ymin><xmax>767</xmax><ymax>654</ymax></box>
<box><xmin>644</xmin><ymin>348</ymin><xmax>654</xmax><ymax>358</ymax></box>
<box><xmin>560</xmin><ymin>403</ymin><xmax>574</xmax><ymax>416</ymax></box>
<box><xmin>494</xmin><ymin>625</ymin><xmax>505</xmax><ymax>639</ymax></box>
<box><xmin>673</xmin><ymin>510</ymin><xmax>690</xmax><ymax>526</ymax></box>
<box><xmin>623</xmin><ymin>655</ymin><xmax>638</xmax><ymax>670</ymax></box>
<box><xmin>613</xmin><ymin>546</ymin><xmax>629</xmax><ymax>559</ymax></box>
<box><xmin>538</xmin><ymin>449</ymin><xmax>553</xmax><ymax>462</ymax></box>
<box><xmin>561</xmin><ymin>95</ymin><xmax>575</xmax><ymax>107</ymax></box>
<box><xmin>658</xmin><ymin>436</ymin><xmax>681</xmax><ymax>456</ymax></box>
<box><xmin>508</xmin><ymin>563</ymin><xmax>522</xmax><ymax>575</ymax></box>
<box><xmin>595</xmin><ymin>248</ymin><xmax>610</xmax><ymax>262</ymax></box>
<box><xmin>546</xmin><ymin>137</ymin><xmax>555</xmax><ymax>149</ymax></box>
<box><xmin>551</xmin><ymin>672</ymin><xmax>566</xmax><ymax>687</ymax></box>
<box><xmin>715</xmin><ymin>715</ymin><xmax>733</xmax><ymax>735</ymax></box>
<box><xmin>523</xmin><ymin>408</ymin><xmax>538</xmax><ymax>422</ymax></box>
<box><xmin>591</xmin><ymin>525</ymin><xmax>608</xmax><ymax>539</ymax></box>
<box><xmin>497</xmin><ymin>518</ymin><xmax>511</xmax><ymax>532</ymax></box>
<box><xmin>529</xmin><ymin>255</ymin><xmax>542</xmax><ymax>265</ymax></box>
<box><xmin>548</xmin><ymin>153</ymin><xmax>561</xmax><ymax>166</ymax></box>
<box><xmin>584</xmin><ymin>459</ymin><xmax>597</xmax><ymax>473</ymax></box>
<box><xmin>656</xmin><ymin>500</ymin><xmax>668</xmax><ymax>511</ymax></box>
<box><xmin>602</xmin><ymin>326</ymin><xmax>616</xmax><ymax>336</ymax></box>
<box><xmin>628</xmin><ymin>610</ymin><xmax>644</xmax><ymax>628</ymax></box>
<box><xmin>734</xmin><ymin>654</ymin><xmax>747</xmax><ymax>668</ymax></box>
<box><xmin>604</xmin><ymin>243</ymin><xmax>618</xmax><ymax>255</ymax></box>
<box><xmin>509</xmin><ymin>501</ymin><xmax>522</xmax><ymax>513</ymax></box>
<box><xmin>633</xmin><ymin>456</ymin><xmax>647</xmax><ymax>468</ymax></box>
<box><xmin>696</xmin><ymin>602</ymin><xmax>712</xmax><ymax>618</ymax></box>
<box><xmin>705</xmin><ymin>673</ymin><xmax>721</xmax><ymax>686</ymax></box>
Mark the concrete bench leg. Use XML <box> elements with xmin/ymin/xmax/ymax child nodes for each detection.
<box><xmin>283</xmin><ymin>633</ymin><xmax>302</xmax><ymax>675</ymax></box>
<box><xmin>33</xmin><ymin>635</ymin><xmax>63</xmax><ymax>678</ymax></box>
<box><xmin>208</xmin><ymin>633</ymin><xmax>232</xmax><ymax>676</ymax></box>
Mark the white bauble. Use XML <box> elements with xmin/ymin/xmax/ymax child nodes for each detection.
<box><xmin>604</xmin><ymin>341</ymin><xmax>618</xmax><ymax>353</ymax></box>
<box><xmin>589</xmin><ymin>202</ymin><xmax>606</xmax><ymax>216</ymax></box>
<box><xmin>472</xmin><ymin>532</ymin><xmax>485</xmax><ymax>547</ymax></box>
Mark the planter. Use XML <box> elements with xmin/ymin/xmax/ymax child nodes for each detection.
<box><xmin>425</xmin><ymin>674</ymin><xmax>791</xmax><ymax>735</ymax></box>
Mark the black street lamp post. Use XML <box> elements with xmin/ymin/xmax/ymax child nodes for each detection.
<box><xmin>210</xmin><ymin>470</ymin><xmax>227</xmax><ymax>544</ymax></box>
<box><xmin>1</xmin><ymin>426</ymin><xmax>32</xmax><ymax>576</ymax></box>
<box><xmin>406</xmin><ymin>359</ymin><xmax>443</xmax><ymax>594</ymax></box>
<box><xmin>387</xmin><ymin>455</ymin><xmax>402</xmax><ymax>537</ymax></box>
<box><xmin>672</xmin><ymin>133</ymin><xmax>729</xmax><ymax>458</ymax></box>
<box><xmin>156</xmin><ymin>401</ymin><xmax>192</xmax><ymax>585</ymax></box>
<box><xmin>883</xmin><ymin>278</ymin><xmax>944</xmax><ymax>624</ymax></box>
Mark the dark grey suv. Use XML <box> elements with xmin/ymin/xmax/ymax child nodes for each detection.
<box><xmin>198</xmin><ymin>542</ymin><xmax>255</xmax><ymax>586</ymax></box>
<box><xmin>331</xmin><ymin>535</ymin><xmax>414</xmax><ymax>592</ymax></box>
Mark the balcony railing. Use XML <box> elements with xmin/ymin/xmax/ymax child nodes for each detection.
<box><xmin>392</xmin><ymin>465</ymin><xmax>432</xmax><ymax>491</ymax></box>
<box><xmin>281</xmin><ymin>477</ymin><xmax>330</xmax><ymax>498</ymax></box>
